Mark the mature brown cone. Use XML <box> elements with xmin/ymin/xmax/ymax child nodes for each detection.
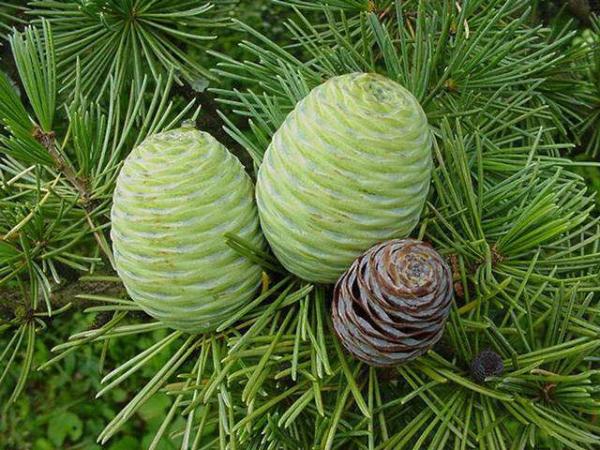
<box><xmin>332</xmin><ymin>239</ymin><xmax>453</xmax><ymax>367</ymax></box>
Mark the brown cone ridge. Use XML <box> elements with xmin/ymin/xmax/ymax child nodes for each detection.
<box><xmin>332</xmin><ymin>239</ymin><xmax>453</xmax><ymax>367</ymax></box>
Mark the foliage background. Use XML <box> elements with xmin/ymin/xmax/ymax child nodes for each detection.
<box><xmin>0</xmin><ymin>0</ymin><xmax>598</xmax><ymax>449</ymax></box>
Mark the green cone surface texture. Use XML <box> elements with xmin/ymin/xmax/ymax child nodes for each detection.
<box><xmin>111</xmin><ymin>127</ymin><xmax>265</xmax><ymax>333</ymax></box>
<box><xmin>256</xmin><ymin>73</ymin><xmax>433</xmax><ymax>283</ymax></box>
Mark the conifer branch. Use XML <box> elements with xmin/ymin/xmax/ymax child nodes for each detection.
<box><xmin>1</xmin><ymin>1</ymin><xmax>598</xmax><ymax>448</ymax></box>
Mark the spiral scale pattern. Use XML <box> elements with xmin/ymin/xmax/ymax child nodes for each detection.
<box><xmin>256</xmin><ymin>73</ymin><xmax>432</xmax><ymax>283</ymax></box>
<box><xmin>332</xmin><ymin>239</ymin><xmax>453</xmax><ymax>367</ymax></box>
<box><xmin>111</xmin><ymin>127</ymin><xmax>265</xmax><ymax>333</ymax></box>
<box><xmin>470</xmin><ymin>350</ymin><xmax>504</xmax><ymax>383</ymax></box>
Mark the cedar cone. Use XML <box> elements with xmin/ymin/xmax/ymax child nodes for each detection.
<box><xmin>332</xmin><ymin>239</ymin><xmax>453</xmax><ymax>367</ymax></box>
<box><xmin>470</xmin><ymin>350</ymin><xmax>504</xmax><ymax>383</ymax></box>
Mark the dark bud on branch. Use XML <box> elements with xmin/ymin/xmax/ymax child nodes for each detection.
<box><xmin>470</xmin><ymin>350</ymin><xmax>504</xmax><ymax>383</ymax></box>
<box><xmin>90</xmin><ymin>311</ymin><xmax>112</xmax><ymax>330</ymax></box>
<box><xmin>332</xmin><ymin>239</ymin><xmax>453</xmax><ymax>367</ymax></box>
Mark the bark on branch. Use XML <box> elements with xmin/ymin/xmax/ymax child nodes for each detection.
<box><xmin>33</xmin><ymin>126</ymin><xmax>115</xmax><ymax>268</ymax></box>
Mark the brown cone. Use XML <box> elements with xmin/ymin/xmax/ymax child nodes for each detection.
<box><xmin>332</xmin><ymin>239</ymin><xmax>453</xmax><ymax>367</ymax></box>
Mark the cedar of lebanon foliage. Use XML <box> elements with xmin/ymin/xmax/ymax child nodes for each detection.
<box><xmin>0</xmin><ymin>1</ymin><xmax>599</xmax><ymax>449</ymax></box>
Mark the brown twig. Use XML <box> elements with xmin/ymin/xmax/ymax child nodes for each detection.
<box><xmin>32</xmin><ymin>126</ymin><xmax>91</xmax><ymax>206</ymax></box>
<box><xmin>0</xmin><ymin>277</ymin><xmax>128</xmax><ymax>317</ymax></box>
<box><xmin>32</xmin><ymin>126</ymin><xmax>115</xmax><ymax>268</ymax></box>
<box><xmin>491</xmin><ymin>244</ymin><xmax>504</xmax><ymax>267</ymax></box>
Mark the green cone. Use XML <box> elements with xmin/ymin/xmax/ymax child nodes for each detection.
<box><xmin>111</xmin><ymin>127</ymin><xmax>265</xmax><ymax>333</ymax></box>
<box><xmin>256</xmin><ymin>73</ymin><xmax>433</xmax><ymax>283</ymax></box>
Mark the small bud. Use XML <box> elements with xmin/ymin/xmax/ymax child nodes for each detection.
<box><xmin>470</xmin><ymin>350</ymin><xmax>504</xmax><ymax>383</ymax></box>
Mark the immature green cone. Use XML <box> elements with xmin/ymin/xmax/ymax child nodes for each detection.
<box><xmin>111</xmin><ymin>127</ymin><xmax>265</xmax><ymax>333</ymax></box>
<box><xmin>256</xmin><ymin>73</ymin><xmax>432</xmax><ymax>283</ymax></box>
